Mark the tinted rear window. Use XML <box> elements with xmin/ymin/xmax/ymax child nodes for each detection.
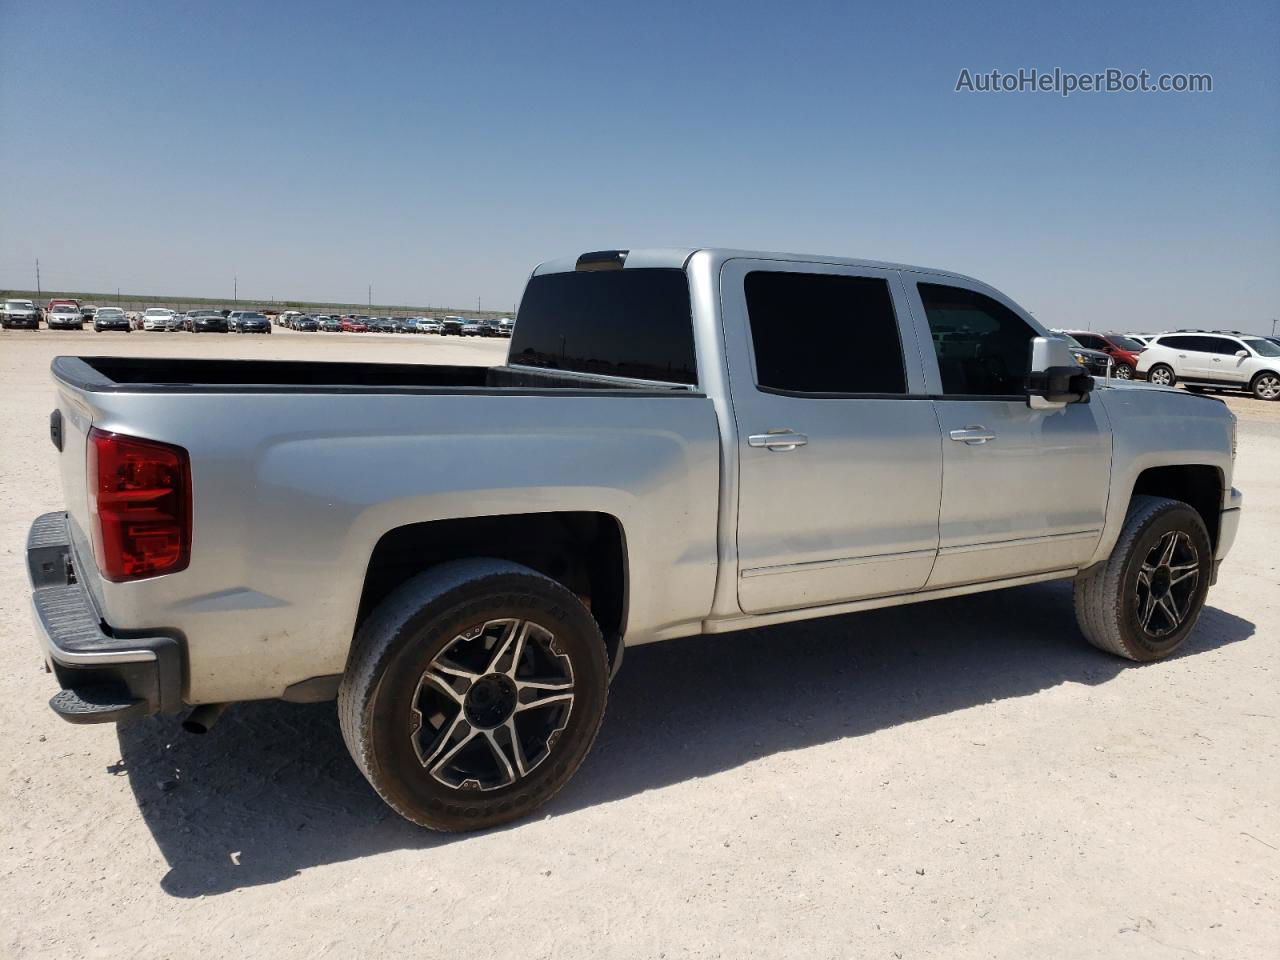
<box><xmin>510</xmin><ymin>269</ymin><xmax>696</xmax><ymax>384</ymax></box>
<box><xmin>744</xmin><ymin>271</ymin><xmax>906</xmax><ymax>393</ymax></box>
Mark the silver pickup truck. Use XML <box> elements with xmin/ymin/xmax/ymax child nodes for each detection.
<box><xmin>27</xmin><ymin>248</ymin><xmax>1243</xmax><ymax>831</ymax></box>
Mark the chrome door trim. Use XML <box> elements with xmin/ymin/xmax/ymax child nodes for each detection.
<box><xmin>740</xmin><ymin>547</ymin><xmax>938</xmax><ymax>579</ymax></box>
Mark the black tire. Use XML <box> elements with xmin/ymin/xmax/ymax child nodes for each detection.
<box><xmin>1112</xmin><ymin>363</ymin><xmax>1135</xmax><ymax>380</ymax></box>
<box><xmin>338</xmin><ymin>558</ymin><xmax>609</xmax><ymax>831</ymax></box>
<box><xmin>1147</xmin><ymin>364</ymin><xmax>1176</xmax><ymax>387</ymax></box>
<box><xmin>1250</xmin><ymin>370</ymin><xmax>1280</xmax><ymax>402</ymax></box>
<box><xmin>1073</xmin><ymin>495</ymin><xmax>1212</xmax><ymax>661</ymax></box>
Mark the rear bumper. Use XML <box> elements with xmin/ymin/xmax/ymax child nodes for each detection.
<box><xmin>27</xmin><ymin>512</ymin><xmax>184</xmax><ymax>724</ymax></box>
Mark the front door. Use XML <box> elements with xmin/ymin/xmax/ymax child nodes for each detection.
<box><xmin>720</xmin><ymin>259</ymin><xmax>943</xmax><ymax>615</ymax></box>
<box><xmin>904</xmin><ymin>277</ymin><xmax>1111</xmax><ymax>587</ymax></box>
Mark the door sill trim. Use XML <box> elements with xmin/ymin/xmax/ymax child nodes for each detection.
<box><xmin>937</xmin><ymin>529</ymin><xmax>1100</xmax><ymax>557</ymax></box>
<box><xmin>707</xmin><ymin>568</ymin><xmax>1078</xmax><ymax>634</ymax></box>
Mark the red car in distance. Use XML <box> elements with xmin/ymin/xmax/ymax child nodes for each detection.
<box><xmin>1057</xmin><ymin>330</ymin><xmax>1146</xmax><ymax>380</ymax></box>
<box><xmin>339</xmin><ymin>316</ymin><xmax>368</xmax><ymax>333</ymax></box>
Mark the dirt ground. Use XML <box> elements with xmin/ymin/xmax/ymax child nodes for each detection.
<box><xmin>0</xmin><ymin>329</ymin><xmax>1276</xmax><ymax>959</ymax></box>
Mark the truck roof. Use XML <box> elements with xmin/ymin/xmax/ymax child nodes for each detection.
<box><xmin>532</xmin><ymin>247</ymin><xmax>984</xmax><ymax>285</ymax></box>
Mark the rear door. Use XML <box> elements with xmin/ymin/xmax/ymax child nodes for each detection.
<box><xmin>720</xmin><ymin>259</ymin><xmax>942</xmax><ymax>615</ymax></box>
<box><xmin>1196</xmin><ymin>335</ymin><xmax>1250</xmax><ymax>383</ymax></box>
<box><xmin>903</xmin><ymin>276</ymin><xmax>1111</xmax><ymax>587</ymax></box>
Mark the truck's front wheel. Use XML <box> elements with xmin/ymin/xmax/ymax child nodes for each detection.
<box><xmin>1072</xmin><ymin>495</ymin><xmax>1211</xmax><ymax>661</ymax></box>
<box><xmin>338</xmin><ymin>558</ymin><xmax>609</xmax><ymax>831</ymax></box>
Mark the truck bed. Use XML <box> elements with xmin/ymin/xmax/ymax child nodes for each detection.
<box><xmin>52</xmin><ymin>356</ymin><xmax>695</xmax><ymax>395</ymax></box>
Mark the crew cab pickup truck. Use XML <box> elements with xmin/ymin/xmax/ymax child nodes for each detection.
<box><xmin>27</xmin><ymin>248</ymin><xmax>1243</xmax><ymax>831</ymax></box>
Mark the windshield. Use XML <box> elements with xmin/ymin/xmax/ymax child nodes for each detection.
<box><xmin>1059</xmin><ymin>334</ymin><xmax>1085</xmax><ymax>349</ymax></box>
<box><xmin>242</xmin><ymin>313</ymin><xmax>266</xmax><ymax>320</ymax></box>
<box><xmin>6</xmin><ymin>300</ymin><xmax>34</xmax><ymax>309</ymax></box>
<box><xmin>97</xmin><ymin>308</ymin><xmax>123</xmax><ymax>317</ymax></box>
<box><xmin>1109</xmin><ymin>335</ymin><xmax>1145</xmax><ymax>351</ymax></box>
<box><xmin>1244</xmin><ymin>338</ymin><xmax>1280</xmax><ymax>358</ymax></box>
<box><xmin>145</xmin><ymin>309</ymin><xmax>169</xmax><ymax>316</ymax></box>
<box><xmin>53</xmin><ymin>305</ymin><xmax>78</xmax><ymax>313</ymax></box>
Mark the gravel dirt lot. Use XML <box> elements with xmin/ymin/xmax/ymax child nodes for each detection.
<box><xmin>1</xmin><ymin>329</ymin><xmax>1276</xmax><ymax>959</ymax></box>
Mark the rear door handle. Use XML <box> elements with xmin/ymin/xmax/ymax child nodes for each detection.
<box><xmin>949</xmin><ymin>426</ymin><xmax>996</xmax><ymax>445</ymax></box>
<box><xmin>748</xmin><ymin>431</ymin><xmax>808</xmax><ymax>452</ymax></box>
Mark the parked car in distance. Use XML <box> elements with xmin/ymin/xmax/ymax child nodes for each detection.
<box><xmin>293</xmin><ymin>315</ymin><xmax>319</xmax><ymax>331</ymax></box>
<box><xmin>1124</xmin><ymin>333</ymin><xmax>1153</xmax><ymax>347</ymax></box>
<box><xmin>186</xmin><ymin>310</ymin><xmax>228</xmax><ymax>333</ymax></box>
<box><xmin>91</xmin><ymin>307</ymin><xmax>130</xmax><ymax>332</ymax></box>
<box><xmin>440</xmin><ymin>316</ymin><xmax>465</xmax><ymax>336</ymax></box>
<box><xmin>1055</xmin><ymin>333</ymin><xmax>1112</xmax><ymax>378</ymax></box>
<box><xmin>2</xmin><ymin>299</ymin><xmax>40</xmax><ymax>329</ymax></box>
<box><xmin>234</xmin><ymin>311</ymin><xmax>271</xmax><ymax>334</ymax></box>
<box><xmin>142</xmin><ymin>308</ymin><xmax>177</xmax><ymax>331</ymax></box>
<box><xmin>79</xmin><ymin>305</ymin><xmax>98</xmax><ymax>322</ymax></box>
<box><xmin>278</xmin><ymin>310</ymin><xmax>304</xmax><ymax>328</ymax></box>
<box><xmin>1137</xmin><ymin>331</ymin><xmax>1280</xmax><ymax>401</ymax></box>
<box><xmin>340</xmin><ymin>316</ymin><xmax>368</xmax><ymax>332</ymax></box>
<box><xmin>460</xmin><ymin>318</ymin><xmax>484</xmax><ymax>336</ymax></box>
<box><xmin>26</xmin><ymin>246</ymin><xmax>1243</xmax><ymax>834</ymax></box>
<box><xmin>1056</xmin><ymin>331</ymin><xmax>1145</xmax><ymax>380</ymax></box>
<box><xmin>317</xmin><ymin>315</ymin><xmax>342</xmax><ymax>332</ymax></box>
<box><xmin>491</xmin><ymin>317</ymin><xmax>514</xmax><ymax>338</ymax></box>
<box><xmin>47</xmin><ymin>298</ymin><xmax>82</xmax><ymax>317</ymax></box>
<box><xmin>47</xmin><ymin>304</ymin><xmax>86</xmax><ymax>330</ymax></box>
<box><xmin>415</xmin><ymin>317</ymin><xmax>442</xmax><ymax>334</ymax></box>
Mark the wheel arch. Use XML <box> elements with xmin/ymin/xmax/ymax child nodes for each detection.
<box><xmin>355</xmin><ymin>511</ymin><xmax>629</xmax><ymax>674</ymax></box>
<box><xmin>1131</xmin><ymin>464</ymin><xmax>1223</xmax><ymax>551</ymax></box>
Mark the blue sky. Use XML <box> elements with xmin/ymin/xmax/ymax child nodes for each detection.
<box><xmin>1</xmin><ymin>0</ymin><xmax>1277</xmax><ymax>331</ymax></box>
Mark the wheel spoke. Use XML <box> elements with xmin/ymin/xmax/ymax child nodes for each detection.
<box><xmin>1139</xmin><ymin>591</ymin><xmax>1158</xmax><ymax>629</ymax></box>
<box><xmin>422</xmin><ymin>663</ymin><xmax>472</xmax><ymax>703</ymax></box>
<box><xmin>483</xmin><ymin>731</ymin><xmax>517</xmax><ymax>786</ymax></box>
<box><xmin>419</xmin><ymin>712</ymin><xmax>471</xmax><ymax>769</ymax></box>
<box><xmin>1158</xmin><ymin>532</ymin><xmax>1179</xmax><ymax>567</ymax></box>
<box><xmin>1158</xmin><ymin>592</ymin><xmax>1182</xmax><ymax>629</ymax></box>
<box><xmin>1169</xmin><ymin>567</ymin><xmax>1199</xmax><ymax>588</ymax></box>
<box><xmin>504</xmin><ymin>718</ymin><xmax>529</xmax><ymax>778</ymax></box>
<box><xmin>516</xmin><ymin>691</ymin><xmax>573</xmax><ymax>713</ymax></box>
<box><xmin>487</xmin><ymin>619</ymin><xmax>530</xmax><ymax>675</ymax></box>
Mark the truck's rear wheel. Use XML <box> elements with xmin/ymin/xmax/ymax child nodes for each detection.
<box><xmin>1072</xmin><ymin>495</ymin><xmax>1211</xmax><ymax>661</ymax></box>
<box><xmin>338</xmin><ymin>558</ymin><xmax>608</xmax><ymax>831</ymax></box>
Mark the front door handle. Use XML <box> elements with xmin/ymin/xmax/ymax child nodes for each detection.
<box><xmin>748</xmin><ymin>431</ymin><xmax>808</xmax><ymax>452</ymax></box>
<box><xmin>949</xmin><ymin>426</ymin><xmax>996</xmax><ymax>445</ymax></box>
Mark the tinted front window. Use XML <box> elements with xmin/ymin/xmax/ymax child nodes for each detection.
<box><xmin>1073</xmin><ymin>333</ymin><xmax>1106</xmax><ymax>350</ymax></box>
<box><xmin>1244</xmin><ymin>338</ymin><xmax>1280</xmax><ymax>358</ymax></box>
<box><xmin>510</xmin><ymin>268</ymin><xmax>696</xmax><ymax>384</ymax></box>
<box><xmin>1197</xmin><ymin>336</ymin><xmax>1240</xmax><ymax>355</ymax></box>
<box><xmin>918</xmin><ymin>284</ymin><xmax>1038</xmax><ymax>396</ymax></box>
<box><xmin>744</xmin><ymin>271</ymin><xmax>905</xmax><ymax>393</ymax></box>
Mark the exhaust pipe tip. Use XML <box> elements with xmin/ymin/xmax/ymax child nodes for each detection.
<box><xmin>182</xmin><ymin>702</ymin><xmax>231</xmax><ymax>735</ymax></box>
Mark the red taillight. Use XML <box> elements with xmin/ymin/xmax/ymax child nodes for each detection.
<box><xmin>87</xmin><ymin>428</ymin><xmax>192</xmax><ymax>582</ymax></box>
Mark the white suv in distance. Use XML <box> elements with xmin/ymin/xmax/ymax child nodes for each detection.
<box><xmin>1137</xmin><ymin>331</ymin><xmax>1280</xmax><ymax>401</ymax></box>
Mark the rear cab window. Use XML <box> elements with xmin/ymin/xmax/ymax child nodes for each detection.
<box><xmin>510</xmin><ymin>268</ymin><xmax>697</xmax><ymax>384</ymax></box>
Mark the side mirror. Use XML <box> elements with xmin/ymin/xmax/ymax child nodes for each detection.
<box><xmin>1236</xmin><ymin>350</ymin><xmax>1249</xmax><ymax>358</ymax></box>
<box><xmin>1025</xmin><ymin>336</ymin><xmax>1094</xmax><ymax>410</ymax></box>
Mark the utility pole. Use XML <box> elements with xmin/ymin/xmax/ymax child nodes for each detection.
<box><xmin>476</xmin><ymin>296</ymin><xmax>481</xmax><ymax>313</ymax></box>
<box><xmin>368</xmin><ymin>284</ymin><xmax>372</xmax><ymax>311</ymax></box>
<box><xmin>1272</xmin><ymin>318</ymin><xmax>1278</xmax><ymax>337</ymax></box>
<box><xmin>36</xmin><ymin>258</ymin><xmax>41</xmax><ymax>297</ymax></box>
<box><xmin>234</xmin><ymin>275</ymin><xmax>238</xmax><ymax>303</ymax></box>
